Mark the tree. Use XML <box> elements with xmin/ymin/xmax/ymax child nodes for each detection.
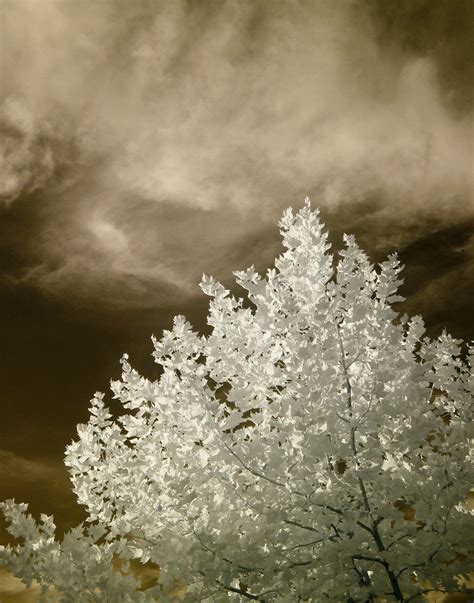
<box><xmin>1</xmin><ymin>201</ymin><xmax>473</xmax><ymax>601</ymax></box>
<box><xmin>0</xmin><ymin>499</ymin><xmax>161</xmax><ymax>602</ymax></box>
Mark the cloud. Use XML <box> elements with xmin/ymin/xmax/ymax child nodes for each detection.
<box><xmin>0</xmin><ymin>450</ymin><xmax>84</xmax><ymax>539</ymax></box>
<box><xmin>401</xmin><ymin>228</ymin><xmax>474</xmax><ymax>339</ymax></box>
<box><xmin>1</xmin><ymin>0</ymin><xmax>472</xmax><ymax>308</ymax></box>
<box><xmin>0</xmin><ymin>567</ymin><xmax>44</xmax><ymax>603</ymax></box>
<box><xmin>0</xmin><ymin>99</ymin><xmax>54</xmax><ymax>205</ymax></box>
<box><xmin>0</xmin><ymin>449</ymin><xmax>63</xmax><ymax>483</ymax></box>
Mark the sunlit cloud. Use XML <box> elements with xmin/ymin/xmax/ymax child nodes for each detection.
<box><xmin>1</xmin><ymin>0</ymin><xmax>472</xmax><ymax>308</ymax></box>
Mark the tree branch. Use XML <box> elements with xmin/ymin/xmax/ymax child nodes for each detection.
<box><xmin>283</xmin><ymin>518</ymin><xmax>320</xmax><ymax>534</ymax></box>
<box><xmin>336</xmin><ymin>322</ymin><xmax>404</xmax><ymax>602</ymax></box>
<box><xmin>216</xmin><ymin>581</ymin><xmax>265</xmax><ymax>601</ymax></box>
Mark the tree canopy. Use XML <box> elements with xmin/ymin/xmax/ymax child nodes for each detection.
<box><xmin>1</xmin><ymin>201</ymin><xmax>473</xmax><ymax>601</ymax></box>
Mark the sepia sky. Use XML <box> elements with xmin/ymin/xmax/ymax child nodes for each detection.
<box><xmin>0</xmin><ymin>0</ymin><xmax>473</xmax><ymax>545</ymax></box>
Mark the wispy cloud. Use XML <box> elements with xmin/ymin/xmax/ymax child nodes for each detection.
<box><xmin>1</xmin><ymin>0</ymin><xmax>472</xmax><ymax>308</ymax></box>
<box><xmin>0</xmin><ymin>450</ymin><xmax>83</xmax><ymax>533</ymax></box>
<box><xmin>401</xmin><ymin>229</ymin><xmax>474</xmax><ymax>338</ymax></box>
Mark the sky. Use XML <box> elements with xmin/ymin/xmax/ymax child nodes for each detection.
<box><xmin>0</xmin><ymin>0</ymin><xmax>473</xmax><ymax>555</ymax></box>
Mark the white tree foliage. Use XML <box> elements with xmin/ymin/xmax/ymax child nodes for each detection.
<box><xmin>1</xmin><ymin>201</ymin><xmax>473</xmax><ymax>601</ymax></box>
<box><xmin>0</xmin><ymin>500</ymin><xmax>160</xmax><ymax>602</ymax></box>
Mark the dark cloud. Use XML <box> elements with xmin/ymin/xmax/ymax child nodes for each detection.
<box><xmin>0</xmin><ymin>450</ymin><xmax>86</xmax><ymax>544</ymax></box>
<box><xmin>399</xmin><ymin>221</ymin><xmax>474</xmax><ymax>342</ymax></box>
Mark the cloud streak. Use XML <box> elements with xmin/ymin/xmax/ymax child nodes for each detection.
<box><xmin>1</xmin><ymin>0</ymin><xmax>472</xmax><ymax>308</ymax></box>
<box><xmin>0</xmin><ymin>450</ymin><xmax>79</xmax><ymax>515</ymax></box>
